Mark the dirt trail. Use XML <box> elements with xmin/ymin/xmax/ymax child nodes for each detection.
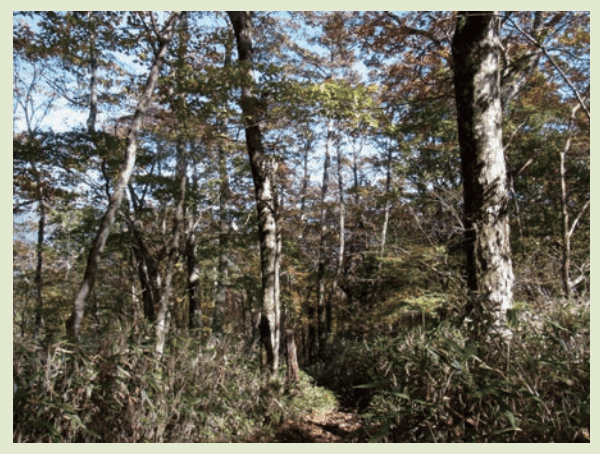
<box><xmin>249</xmin><ymin>410</ymin><xmax>370</xmax><ymax>443</ymax></box>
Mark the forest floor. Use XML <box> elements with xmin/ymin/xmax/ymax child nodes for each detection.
<box><xmin>247</xmin><ymin>409</ymin><xmax>371</xmax><ymax>443</ymax></box>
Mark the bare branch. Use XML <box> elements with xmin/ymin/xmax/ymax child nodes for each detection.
<box><xmin>383</xmin><ymin>11</ymin><xmax>443</xmax><ymax>48</ymax></box>
<box><xmin>149</xmin><ymin>12</ymin><xmax>160</xmax><ymax>39</ymax></box>
<box><xmin>508</xmin><ymin>16</ymin><xmax>590</xmax><ymax>118</ymax></box>
<box><xmin>138</xmin><ymin>12</ymin><xmax>158</xmax><ymax>54</ymax></box>
<box><xmin>568</xmin><ymin>199</ymin><xmax>590</xmax><ymax>239</ymax></box>
<box><xmin>570</xmin><ymin>261</ymin><xmax>590</xmax><ymax>288</ymax></box>
<box><xmin>503</xmin><ymin>121</ymin><xmax>527</xmax><ymax>153</ymax></box>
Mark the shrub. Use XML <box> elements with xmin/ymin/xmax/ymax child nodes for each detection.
<box><xmin>13</xmin><ymin>329</ymin><xmax>253</xmax><ymax>442</ymax></box>
<box><xmin>13</xmin><ymin>322</ymin><xmax>343</xmax><ymax>443</ymax></box>
<box><xmin>312</xmin><ymin>298</ymin><xmax>590</xmax><ymax>442</ymax></box>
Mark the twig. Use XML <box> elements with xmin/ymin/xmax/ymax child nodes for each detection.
<box><xmin>507</xmin><ymin>17</ymin><xmax>590</xmax><ymax>119</ymax></box>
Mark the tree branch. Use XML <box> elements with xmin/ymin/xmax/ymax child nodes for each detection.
<box><xmin>508</xmin><ymin>16</ymin><xmax>590</xmax><ymax>118</ymax></box>
<box><xmin>383</xmin><ymin>11</ymin><xmax>442</xmax><ymax>48</ymax></box>
<box><xmin>568</xmin><ymin>198</ymin><xmax>590</xmax><ymax>239</ymax></box>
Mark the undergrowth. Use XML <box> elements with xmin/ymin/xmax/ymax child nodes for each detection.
<box><xmin>13</xmin><ymin>299</ymin><xmax>589</xmax><ymax>443</ymax></box>
<box><xmin>311</xmin><ymin>298</ymin><xmax>590</xmax><ymax>442</ymax></box>
<box><xmin>13</xmin><ymin>327</ymin><xmax>336</xmax><ymax>442</ymax></box>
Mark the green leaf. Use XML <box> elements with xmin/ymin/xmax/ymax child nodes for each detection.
<box><xmin>355</xmin><ymin>379</ymin><xmax>393</xmax><ymax>389</ymax></box>
<box><xmin>504</xmin><ymin>410</ymin><xmax>517</xmax><ymax>428</ymax></box>
<box><xmin>472</xmin><ymin>386</ymin><xmax>497</xmax><ymax>399</ymax></box>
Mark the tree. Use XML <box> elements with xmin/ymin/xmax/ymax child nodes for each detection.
<box><xmin>452</xmin><ymin>11</ymin><xmax>514</xmax><ymax>333</ymax></box>
<box><xmin>154</xmin><ymin>13</ymin><xmax>191</xmax><ymax>355</ymax></box>
<box><xmin>227</xmin><ymin>11</ymin><xmax>281</xmax><ymax>375</ymax></box>
<box><xmin>212</xmin><ymin>31</ymin><xmax>235</xmax><ymax>336</ymax></box>
<box><xmin>13</xmin><ymin>61</ymin><xmax>54</xmax><ymax>333</ymax></box>
<box><xmin>12</xmin><ymin>9</ymin><xmax>588</xmax><ymax>367</ymax></box>
<box><xmin>66</xmin><ymin>12</ymin><xmax>182</xmax><ymax>339</ymax></box>
<box><xmin>559</xmin><ymin>104</ymin><xmax>589</xmax><ymax>301</ymax></box>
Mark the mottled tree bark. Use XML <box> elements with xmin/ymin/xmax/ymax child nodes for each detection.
<box><xmin>452</xmin><ymin>12</ymin><xmax>514</xmax><ymax>333</ymax></box>
<box><xmin>66</xmin><ymin>12</ymin><xmax>182</xmax><ymax>339</ymax></box>
<box><xmin>227</xmin><ymin>11</ymin><xmax>280</xmax><ymax>375</ymax></box>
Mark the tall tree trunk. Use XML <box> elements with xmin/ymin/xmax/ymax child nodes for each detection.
<box><xmin>352</xmin><ymin>135</ymin><xmax>361</xmax><ymax>207</ymax></box>
<box><xmin>380</xmin><ymin>140</ymin><xmax>392</xmax><ymax>258</ymax></box>
<box><xmin>31</xmin><ymin>163</ymin><xmax>45</xmax><ymax>333</ymax></box>
<box><xmin>306</xmin><ymin>302</ymin><xmax>316</xmax><ymax>363</ymax></box>
<box><xmin>560</xmin><ymin>104</ymin><xmax>588</xmax><ymax>301</ymax></box>
<box><xmin>315</xmin><ymin>119</ymin><xmax>334</xmax><ymax>356</ymax></box>
<box><xmin>297</xmin><ymin>128</ymin><xmax>312</xmax><ymax>348</ymax></box>
<box><xmin>66</xmin><ymin>12</ymin><xmax>182</xmax><ymax>339</ymax></box>
<box><xmin>329</xmin><ymin>136</ymin><xmax>346</xmax><ymax>338</ymax></box>
<box><xmin>227</xmin><ymin>11</ymin><xmax>280</xmax><ymax>375</ymax></box>
<box><xmin>156</xmin><ymin>16</ymin><xmax>190</xmax><ymax>355</ymax></box>
<box><xmin>335</xmin><ymin>139</ymin><xmax>345</xmax><ymax>275</ymax></box>
<box><xmin>212</xmin><ymin>143</ymin><xmax>230</xmax><ymax>335</ymax></box>
<box><xmin>155</xmin><ymin>138</ymin><xmax>187</xmax><ymax>355</ymax></box>
<box><xmin>125</xmin><ymin>185</ymin><xmax>160</xmax><ymax>322</ymax></box>
<box><xmin>274</xmin><ymin>165</ymin><xmax>282</xmax><ymax>359</ymax></box>
<box><xmin>285</xmin><ymin>329</ymin><xmax>299</xmax><ymax>384</ymax></box>
<box><xmin>452</xmin><ymin>11</ymin><xmax>514</xmax><ymax>334</ymax></box>
<box><xmin>186</xmin><ymin>226</ymin><xmax>202</xmax><ymax>330</ymax></box>
<box><xmin>131</xmin><ymin>224</ymin><xmax>159</xmax><ymax>321</ymax></box>
<box><xmin>299</xmin><ymin>127</ymin><xmax>313</xmax><ymax>233</ymax></box>
<box><xmin>86</xmin><ymin>12</ymin><xmax>98</xmax><ymax>135</ymax></box>
<box><xmin>186</xmin><ymin>152</ymin><xmax>203</xmax><ymax>331</ymax></box>
<box><xmin>212</xmin><ymin>39</ymin><xmax>234</xmax><ymax>335</ymax></box>
<box><xmin>560</xmin><ymin>107</ymin><xmax>575</xmax><ymax>301</ymax></box>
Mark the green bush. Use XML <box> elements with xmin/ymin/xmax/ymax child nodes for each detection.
<box><xmin>312</xmin><ymin>299</ymin><xmax>590</xmax><ymax>442</ymax></box>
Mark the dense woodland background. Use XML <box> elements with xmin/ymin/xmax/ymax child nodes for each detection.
<box><xmin>13</xmin><ymin>11</ymin><xmax>589</xmax><ymax>442</ymax></box>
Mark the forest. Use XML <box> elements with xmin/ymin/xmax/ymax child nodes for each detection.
<box><xmin>13</xmin><ymin>11</ymin><xmax>589</xmax><ymax>442</ymax></box>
